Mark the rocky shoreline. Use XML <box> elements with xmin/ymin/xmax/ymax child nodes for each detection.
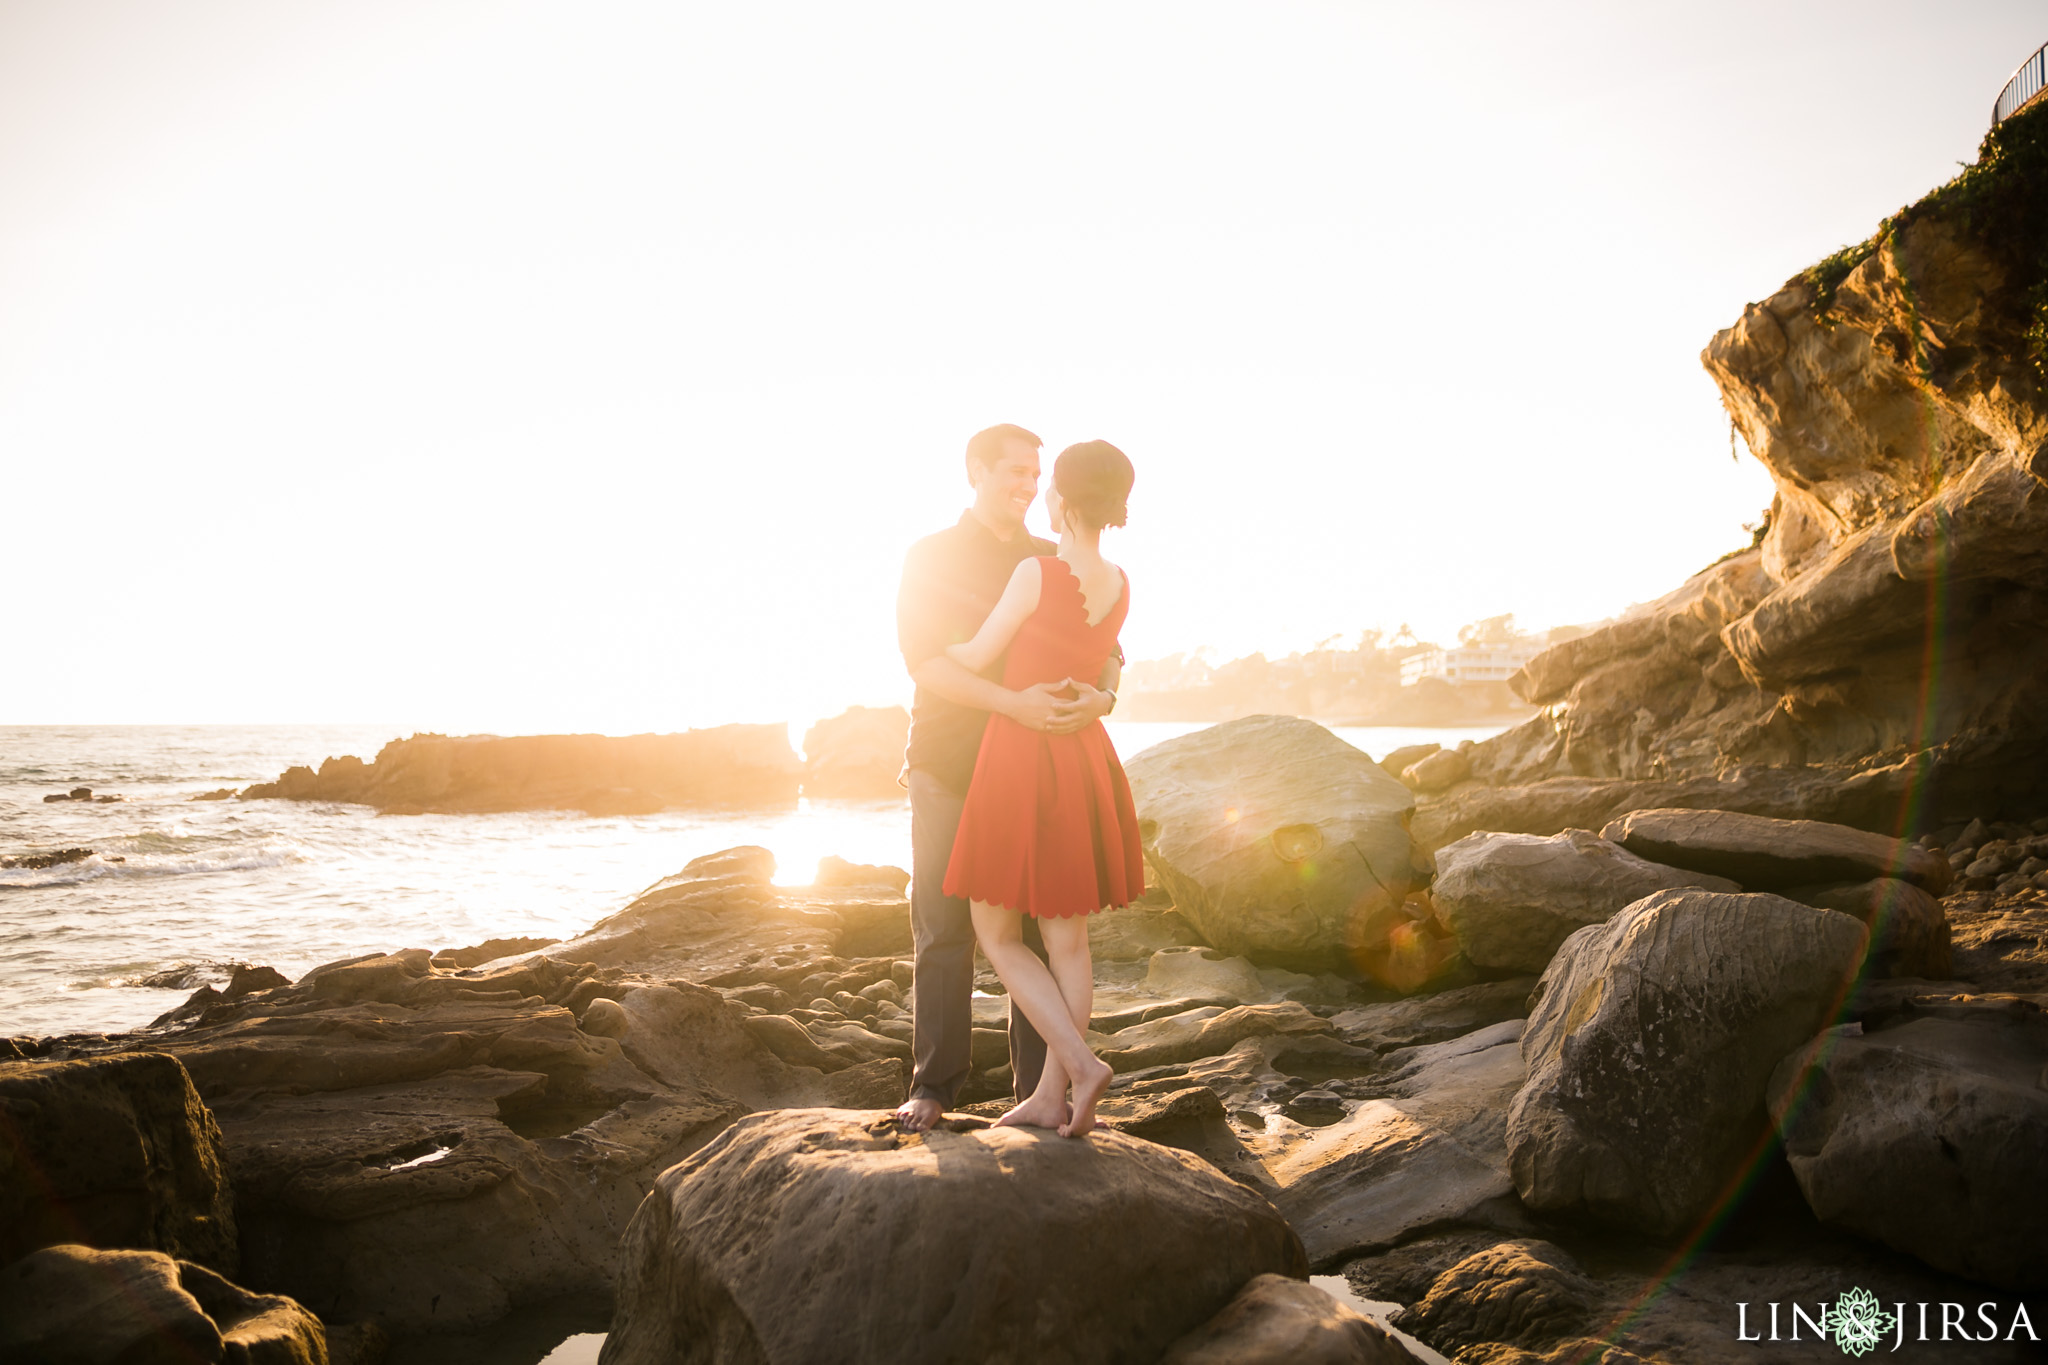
<box><xmin>6</xmin><ymin>714</ymin><xmax>2044</xmax><ymax>1362</ymax></box>
<box><xmin>219</xmin><ymin>707</ymin><xmax>920</xmax><ymax>817</ymax></box>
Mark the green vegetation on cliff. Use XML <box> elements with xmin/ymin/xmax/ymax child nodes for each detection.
<box><xmin>1800</xmin><ymin>99</ymin><xmax>2048</xmax><ymax>375</ymax></box>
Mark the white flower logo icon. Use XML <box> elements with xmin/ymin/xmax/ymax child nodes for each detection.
<box><xmin>1826</xmin><ymin>1287</ymin><xmax>1896</xmax><ymax>1357</ymax></box>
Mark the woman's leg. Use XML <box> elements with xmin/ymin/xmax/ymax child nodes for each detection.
<box><xmin>971</xmin><ymin>899</ymin><xmax>1103</xmax><ymax>1130</ymax></box>
<box><xmin>1037</xmin><ymin>913</ymin><xmax>1111</xmax><ymax>1137</ymax></box>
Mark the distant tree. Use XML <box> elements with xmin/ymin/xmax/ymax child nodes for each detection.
<box><xmin>1457</xmin><ymin>613</ymin><xmax>1520</xmax><ymax>646</ymax></box>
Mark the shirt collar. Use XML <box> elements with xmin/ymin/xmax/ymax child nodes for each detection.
<box><xmin>956</xmin><ymin>508</ymin><xmax>1034</xmax><ymax>549</ymax></box>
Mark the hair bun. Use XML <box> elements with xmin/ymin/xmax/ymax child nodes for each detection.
<box><xmin>1053</xmin><ymin>440</ymin><xmax>1135</xmax><ymax>531</ymax></box>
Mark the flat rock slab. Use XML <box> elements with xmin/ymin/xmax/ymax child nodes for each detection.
<box><xmin>1330</xmin><ymin>979</ymin><xmax>1537</xmax><ymax>1054</ymax></box>
<box><xmin>1159</xmin><ymin>1273</ymin><xmax>1426</xmax><ymax>1364</ymax></box>
<box><xmin>1100</xmin><ymin>1002</ymin><xmax>1336</xmax><ymax>1072</ymax></box>
<box><xmin>1144</xmin><ymin>946</ymin><xmax>1273</xmax><ymax>1003</ymax></box>
<box><xmin>599</xmin><ymin>1108</ymin><xmax>1307</xmax><ymax>1365</ymax></box>
<box><xmin>1770</xmin><ymin>999</ymin><xmax>2048</xmax><ymax>1290</ymax></box>
<box><xmin>1269</xmin><ymin>1022</ymin><xmax>1529</xmax><ymax>1265</ymax></box>
<box><xmin>539</xmin><ymin>857</ymin><xmax>850</xmax><ymax>982</ymax></box>
<box><xmin>1601</xmin><ymin>808</ymin><xmax>1951</xmax><ymax>895</ymax></box>
<box><xmin>1507</xmin><ymin>889</ymin><xmax>1868</xmax><ymax>1238</ymax></box>
<box><xmin>1432</xmin><ymin>828</ymin><xmax>1739</xmax><ymax>973</ymax></box>
<box><xmin>1089</xmin><ymin>906</ymin><xmax>1209</xmax><ymax>962</ymax></box>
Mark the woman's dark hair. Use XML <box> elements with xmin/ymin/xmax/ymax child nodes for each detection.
<box><xmin>1053</xmin><ymin>440</ymin><xmax>1134</xmax><ymax>530</ymax></box>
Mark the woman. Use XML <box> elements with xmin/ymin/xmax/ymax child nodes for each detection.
<box><xmin>941</xmin><ymin>440</ymin><xmax>1144</xmax><ymax>1137</ymax></box>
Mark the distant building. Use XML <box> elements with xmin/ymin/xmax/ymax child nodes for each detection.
<box><xmin>1399</xmin><ymin>644</ymin><xmax>1543</xmax><ymax>687</ymax></box>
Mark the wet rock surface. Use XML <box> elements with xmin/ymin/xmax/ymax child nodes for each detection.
<box><xmin>1269</xmin><ymin>1022</ymin><xmax>1531</xmax><ymax>1266</ymax></box>
<box><xmin>0</xmin><ymin>845</ymin><xmax>96</xmax><ymax>868</ymax></box>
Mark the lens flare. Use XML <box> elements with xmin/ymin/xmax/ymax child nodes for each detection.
<box><xmin>1560</xmin><ymin>250</ymin><xmax>1959</xmax><ymax>1363</ymax></box>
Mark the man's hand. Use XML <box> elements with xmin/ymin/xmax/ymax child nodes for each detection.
<box><xmin>1045</xmin><ymin>678</ymin><xmax>1115</xmax><ymax>734</ymax></box>
<box><xmin>1001</xmin><ymin>680</ymin><xmax>1072</xmax><ymax>733</ymax></box>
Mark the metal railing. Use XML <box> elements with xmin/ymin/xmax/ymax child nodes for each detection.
<box><xmin>1994</xmin><ymin>41</ymin><xmax>2048</xmax><ymax>125</ymax></box>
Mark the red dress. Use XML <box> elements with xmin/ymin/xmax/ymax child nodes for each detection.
<box><xmin>943</xmin><ymin>557</ymin><xmax>1145</xmax><ymax>919</ymax></box>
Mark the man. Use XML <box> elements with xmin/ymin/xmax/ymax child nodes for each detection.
<box><xmin>893</xmin><ymin>423</ymin><xmax>1119</xmax><ymax>1132</ymax></box>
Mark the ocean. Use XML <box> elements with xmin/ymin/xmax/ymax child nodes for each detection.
<box><xmin>0</xmin><ymin>720</ymin><xmax>1507</xmax><ymax>1039</ymax></box>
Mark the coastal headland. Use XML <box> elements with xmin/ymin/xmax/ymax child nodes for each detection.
<box><xmin>10</xmin><ymin>105</ymin><xmax>2048</xmax><ymax>1365</ymax></box>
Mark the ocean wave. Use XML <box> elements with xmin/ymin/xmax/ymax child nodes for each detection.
<box><xmin>0</xmin><ymin>840</ymin><xmax>306</xmax><ymax>889</ymax></box>
<box><xmin>99</xmin><ymin>961</ymin><xmax>237</xmax><ymax>992</ymax></box>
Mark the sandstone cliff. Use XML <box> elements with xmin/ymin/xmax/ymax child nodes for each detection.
<box><xmin>1426</xmin><ymin>103</ymin><xmax>2048</xmax><ymax>846</ymax></box>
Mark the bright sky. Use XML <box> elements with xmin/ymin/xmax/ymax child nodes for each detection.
<box><xmin>4</xmin><ymin>1</ymin><xmax>2040</xmax><ymax>731</ymax></box>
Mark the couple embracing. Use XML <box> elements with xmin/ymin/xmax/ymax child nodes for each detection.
<box><xmin>893</xmin><ymin>424</ymin><xmax>1143</xmax><ymax>1139</ymax></box>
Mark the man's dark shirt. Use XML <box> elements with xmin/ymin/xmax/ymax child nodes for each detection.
<box><xmin>898</xmin><ymin>512</ymin><xmax>1056</xmax><ymax>796</ymax></box>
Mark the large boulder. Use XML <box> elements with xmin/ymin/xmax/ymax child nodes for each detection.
<box><xmin>0</xmin><ymin>1053</ymin><xmax>237</xmax><ymax>1274</ymax></box>
<box><xmin>1158</xmin><ymin>1274</ymin><xmax>1425</xmax><ymax>1364</ymax></box>
<box><xmin>1430</xmin><ymin>829</ymin><xmax>1739</xmax><ymax>973</ymax></box>
<box><xmin>1125</xmin><ymin>716</ymin><xmax>1426</xmax><ymax>968</ymax></box>
<box><xmin>599</xmin><ymin>1109</ymin><xmax>1307</xmax><ymax>1365</ymax></box>
<box><xmin>1505</xmin><ymin>889</ymin><xmax>1868</xmax><ymax>1237</ymax></box>
<box><xmin>1400</xmin><ymin>749</ymin><xmax>1470</xmax><ymax>794</ymax></box>
<box><xmin>800</xmin><ymin>706</ymin><xmax>910</xmax><ymax>799</ymax></box>
<box><xmin>1778</xmin><ymin>876</ymin><xmax>1953</xmax><ymax>979</ymax></box>
<box><xmin>1768</xmin><ymin>997</ymin><xmax>2048</xmax><ymax>1290</ymax></box>
<box><xmin>0</xmin><ymin>1244</ymin><xmax>327</xmax><ymax>1365</ymax></box>
<box><xmin>1389</xmin><ymin>1239</ymin><xmax>1596</xmax><ymax>1359</ymax></box>
<box><xmin>1600</xmin><ymin>807</ymin><xmax>1951</xmax><ymax>895</ymax></box>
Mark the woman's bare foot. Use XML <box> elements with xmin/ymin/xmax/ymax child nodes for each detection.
<box><xmin>895</xmin><ymin>1097</ymin><xmax>943</xmax><ymax>1133</ymax></box>
<box><xmin>995</xmin><ymin>1093</ymin><xmax>1069</xmax><ymax>1130</ymax></box>
<box><xmin>1058</xmin><ymin>1058</ymin><xmax>1113</xmax><ymax>1138</ymax></box>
